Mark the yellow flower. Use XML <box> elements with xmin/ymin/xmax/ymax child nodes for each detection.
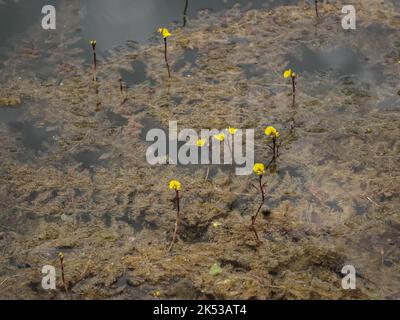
<box><xmin>196</xmin><ymin>138</ymin><xmax>206</xmax><ymax>147</ymax></box>
<box><xmin>159</xmin><ymin>28</ymin><xmax>172</xmax><ymax>38</ymax></box>
<box><xmin>265</xmin><ymin>126</ymin><xmax>279</xmax><ymax>137</ymax></box>
<box><xmin>228</xmin><ymin>127</ymin><xmax>238</xmax><ymax>135</ymax></box>
<box><xmin>169</xmin><ymin>180</ymin><xmax>181</xmax><ymax>191</ymax></box>
<box><xmin>213</xmin><ymin>133</ymin><xmax>225</xmax><ymax>141</ymax></box>
<box><xmin>253</xmin><ymin>163</ymin><xmax>265</xmax><ymax>176</ymax></box>
<box><xmin>90</xmin><ymin>40</ymin><xmax>97</xmax><ymax>47</ymax></box>
<box><xmin>283</xmin><ymin>68</ymin><xmax>292</xmax><ymax>78</ymax></box>
<box><xmin>58</xmin><ymin>252</ymin><xmax>64</xmax><ymax>259</ymax></box>
<box><xmin>153</xmin><ymin>290</ymin><xmax>161</xmax><ymax>298</ymax></box>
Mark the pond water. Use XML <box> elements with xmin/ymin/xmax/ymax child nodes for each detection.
<box><xmin>0</xmin><ymin>0</ymin><xmax>399</xmax><ymax>300</ymax></box>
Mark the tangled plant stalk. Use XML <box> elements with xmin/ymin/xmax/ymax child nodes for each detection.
<box><xmin>90</xmin><ymin>40</ymin><xmax>97</xmax><ymax>82</ymax></box>
<box><xmin>168</xmin><ymin>180</ymin><xmax>181</xmax><ymax>251</ymax></box>
<box><xmin>250</xmin><ymin>163</ymin><xmax>266</xmax><ymax>242</ymax></box>
<box><xmin>159</xmin><ymin>28</ymin><xmax>172</xmax><ymax>78</ymax></box>
<box><xmin>58</xmin><ymin>252</ymin><xmax>70</xmax><ymax>299</ymax></box>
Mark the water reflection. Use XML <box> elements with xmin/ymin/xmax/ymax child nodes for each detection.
<box><xmin>0</xmin><ymin>0</ymin><xmax>60</xmax><ymax>49</ymax></box>
<box><xmin>120</xmin><ymin>60</ymin><xmax>148</xmax><ymax>86</ymax></box>
<box><xmin>8</xmin><ymin>121</ymin><xmax>58</xmax><ymax>155</ymax></box>
<box><xmin>286</xmin><ymin>45</ymin><xmax>385</xmax><ymax>84</ymax></box>
<box><xmin>0</xmin><ymin>0</ymin><xmax>297</xmax><ymax>54</ymax></box>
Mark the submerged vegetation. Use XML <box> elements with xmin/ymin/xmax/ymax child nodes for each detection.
<box><xmin>0</xmin><ymin>0</ymin><xmax>399</xmax><ymax>300</ymax></box>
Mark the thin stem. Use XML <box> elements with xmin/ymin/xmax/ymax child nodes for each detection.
<box><xmin>291</xmin><ymin>75</ymin><xmax>296</xmax><ymax>107</ymax></box>
<box><xmin>92</xmin><ymin>49</ymin><xmax>97</xmax><ymax>82</ymax></box>
<box><xmin>272</xmin><ymin>137</ymin><xmax>276</xmax><ymax>159</ymax></box>
<box><xmin>119</xmin><ymin>78</ymin><xmax>128</xmax><ymax>105</ymax></box>
<box><xmin>315</xmin><ymin>0</ymin><xmax>319</xmax><ymax>18</ymax></box>
<box><xmin>292</xmin><ymin>75</ymin><xmax>296</xmax><ymax>96</ymax></box>
<box><xmin>164</xmin><ymin>38</ymin><xmax>171</xmax><ymax>78</ymax></box>
<box><xmin>266</xmin><ymin>155</ymin><xmax>277</xmax><ymax>174</ymax></box>
<box><xmin>59</xmin><ymin>255</ymin><xmax>70</xmax><ymax>299</ymax></box>
<box><xmin>227</xmin><ymin>134</ymin><xmax>235</xmax><ymax>176</ymax></box>
<box><xmin>250</xmin><ymin>175</ymin><xmax>265</xmax><ymax>242</ymax></box>
<box><xmin>205</xmin><ymin>139</ymin><xmax>211</xmax><ymax>182</ymax></box>
<box><xmin>255</xmin><ymin>175</ymin><xmax>265</xmax><ymax>221</ymax></box>
<box><xmin>119</xmin><ymin>78</ymin><xmax>123</xmax><ymax>94</ymax></box>
<box><xmin>168</xmin><ymin>190</ymin><xmax>180</xmax><ymax>251</ymax></box>
<box><xmin>182</xmin><ymin>0</ymin><xmax>189</xmax><ymax>27</ymax></box>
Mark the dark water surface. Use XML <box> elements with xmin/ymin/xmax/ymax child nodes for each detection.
<box><xmin>0</xmin><ymin>0</ymin><xmax>297</xmax><ymax>53</ymax></box>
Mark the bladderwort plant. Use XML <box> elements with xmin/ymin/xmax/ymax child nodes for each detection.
<box><xmin>250</xmin><ymin>163</ymin><xmax>266</xmax><ymax>242</ymax></box>
<box><xmin>206</xmin><ymin>132</ymin><xmax>225</xmax><ymax>181</ymax></box>
<box><xmin>227</xmin><ymin>127</ymin><xmax>238</xmax><ymax>174</ymax></box>
<box><xmin>159</xmin><ymin>28</ymin><xmax>172</xmax><ymax>78</ymax></box>
<box><xmin>227</xmin><ymin>127</ymin><xmax>238</xmax><ymax>154</ymax></box>
<box><xmin>284</xmin><ymin>68</ymin><xmax>298</xmax><ymax>106</ymax></box>
<box><xmin>199</xmin><ymin>132</ymin><xmax>226</xmax><ymax>182</ymax></box>
<box><xmin>58</xmin><ymin>252</ymin><xmax>70</xmax><ymax>299</ymax></box>
<box><xmin>168</xmin><ymin>179</ymin><xmax>181</xmax><ymax>251</ymax></box>
<box><xmin>265</xmin><ymin>126</ymin><xmax>280</xmax><ymax>159</ymax></box>
<box><xmin>90</xmin><ymin>40</ymin><xmax>97</xmax><ymax>82</ymax></box>
<box><xmin>196</xmin><ymin>137</ymin><xmax>208</xmax><ymax>180</ymax></box>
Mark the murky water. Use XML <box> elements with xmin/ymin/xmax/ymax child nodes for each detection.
<box><xmin>0</xmin><ymin>0</ymin><xmax>399</xmax><ymax>300</ymax></box>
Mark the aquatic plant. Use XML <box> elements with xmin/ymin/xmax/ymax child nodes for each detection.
<box><xmin>90</xmin><ymin>40</ymin><xmax>97</xmax><ymax>81</ymax></box>
<box><xmin>265</xmin><ymin>126</ymin><xmax>280</xmax><ymax>159</ymax></box>
<box><xmin>250</xmin><ymin>163</ymin><xmax>266</xmax><ymax>242</ymax></box>
<box><xmin>213</xmin><ymin>133</ymin><xmax>225</xmax><ymax>142</ymax></box>
<box><xmin>203</xmin><ymin>133</ymin><xmax>226</xmax><ymax>182</ymax></box>
<box><xmin>196</xmin><ymin>138</ymin><xmax>206</xmax><ymax>147</ymax></box>
<box><xmin>283</xmin><ymin>68</ymin><xmax>298</xmax><ymax>106</ymax></box>
<box><xmin>228</xmin><ymin>127</ymin><xmax>238</xmax><ymax>135</ymax></box>
<box><xmin>58</xmin><ymin>252</ymin><xmax>70</xmax><ymax>299</ymax></box>
<box><xmin>168</xmin><ymin>179</ymin><xmax>181</xmax><ymax>251</ymax></box>
<box><xmin>227</xmin><ymin>127</ymin><xmax>238</xmax><ymax>173</ymax></box>
<box><xmin>159</xmin><ymin>28</ymin><xmax>172</xmax><ymax>78</ymax></box>
<box><xmin>196</xmin><ymin>137</ymin><xmax>211</xmax><ymax>181</ymax></box>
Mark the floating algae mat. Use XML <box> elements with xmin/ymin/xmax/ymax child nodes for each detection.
<box><xmin>0</xmin><ymin>0</ymin><xmax>399</xmax><ymax>300</ymax></box>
